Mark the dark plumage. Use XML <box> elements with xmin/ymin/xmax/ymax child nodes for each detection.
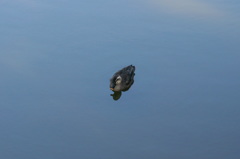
<box><xmin>110</xmin><ymin>65</ymin><xmax>135</xmax><ymax>92</ymax></box>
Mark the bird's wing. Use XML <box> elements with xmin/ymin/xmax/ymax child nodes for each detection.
<box><xmin>124</xmin><ymin>71</ymin><xmax>133</xmax><ymax>85</ymax></box>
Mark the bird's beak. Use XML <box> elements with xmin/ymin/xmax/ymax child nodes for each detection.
<box><xmin>110</xmin><ymin>88</ymin><xmax>114</xmax><ymax>91</ymax></box>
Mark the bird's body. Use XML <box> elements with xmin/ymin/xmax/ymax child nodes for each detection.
<box><xmin>110</xmin><ymin>65</ymin><xmax>135</xmax><ymax>92</ymax></box>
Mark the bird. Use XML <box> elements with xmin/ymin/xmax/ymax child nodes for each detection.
<box><xmin>110</xmin><ymin>65</ymin><xmax>135</xmax><ymax>92</ymax></box>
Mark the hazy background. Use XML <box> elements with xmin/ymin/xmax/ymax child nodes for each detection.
<box><xmin>0</xmin><ymin>0</ymin><xmax>240</xmax><ymax>158</ymax></box>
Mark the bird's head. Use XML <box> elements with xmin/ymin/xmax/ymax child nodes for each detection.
<box><xmin>110</xmin><ymin>76</ymin><xmax>122</xmax><ymax>91</ymax></box>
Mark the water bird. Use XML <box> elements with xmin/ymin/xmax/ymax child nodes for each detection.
<box><xmin>110</xmin><ymin>65</ymin><xmax>135</xmax><ymax>92</ymax></box>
